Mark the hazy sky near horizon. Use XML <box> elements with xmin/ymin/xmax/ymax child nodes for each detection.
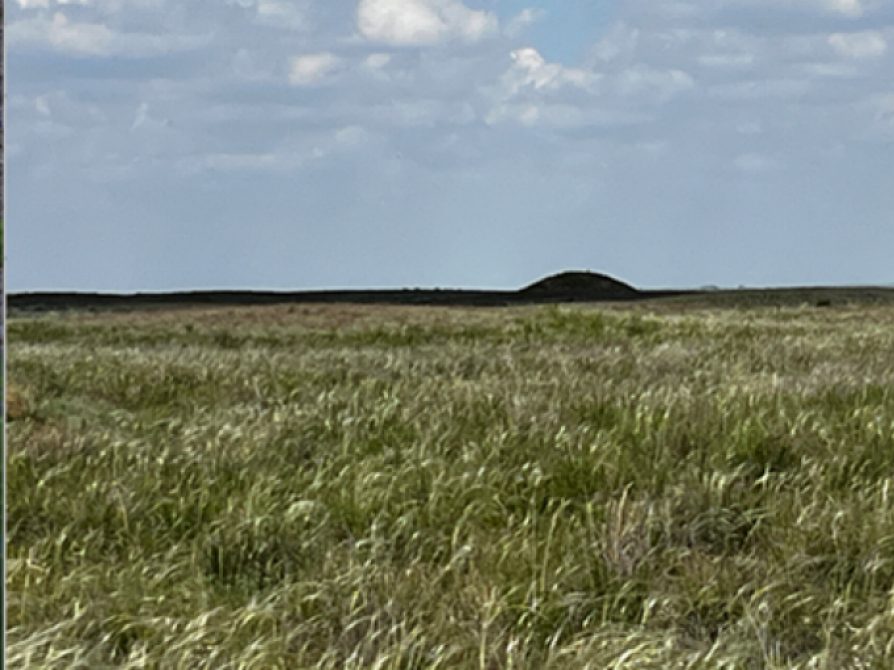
<box><xmin>8</xmin><ymin>0</ymin><xmax>894</xmax><ymax>291</ymax></box>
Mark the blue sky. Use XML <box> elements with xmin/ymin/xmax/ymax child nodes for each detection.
<box><xmin>7</xmin><ymin>0</ymin><xmax>894</xmax><ymax>291</ymax></box>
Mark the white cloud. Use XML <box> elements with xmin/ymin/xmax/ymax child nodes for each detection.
<box><xmin>21</xmin><ymin>12</ymin><xmax>115</xmax><ymax>55</ymax></box>
<box><xmin>828</xmin><ymin>31</ymin><xmax>887</xmax><ymax>59</ymax></box>
<box><xmin>17</xmin><ymin>0</ymin><xmax>165</xmax><ymax>12</ymax></box>
<box><xmin>801</xmin><ymin>62</ymin><xmax>860</xmax><ymax>77</ymax></box>
<box><xmin>361</xmin><ymin>52</ymin><xmax>397</xmax><ymax>82</ymax></box>
<box><xmin>485</xmin><ymin>102</ymin><xmax>643</xmax><ymax>129</ymax></box>
<box><xmin>358</xmin><ymin>0</ymin><xmax>445</xmax><ymax>45</ymax></box>
<box><xmin>589</xmin><ymin>23</ymin><xmax>640</xmax><ymax>64</ymax></box>
<box><xmin>825</xmin><ymin>0</ymin><xmax>864</xmax><ymax>18</ymax></box>
<box><xmin>131</xmin><ymin>102</ymin><xmax>171</xmax><ymax>131</ymax></box>
<box><xmin>622</xmin><ymin>0</ymin><xmax>877</xmax><ymax>25</ymax></box>
<box><xmin>487</xmin><ymin>44</ymin><xmax>697</xmax><ymax>129</ymax></box>
<box><xmin>334</xmin><ymin>125</ymin><xmax>371</xmax><ymax>146</ymax></box>
<box><xmin>505</xmin><ymin>47</ymin><xmax>598</xmax><ymax>94</ymax></box>
<box><xmin>615</xmin><ymin>65</ymin><xmax>695</xmax><ymax>102</ymax></box>
<box><xmin>7</xmin><ymin>11</ymin><xmax>209</xmax><ymax>56</ymax></box>
<box><xmin>16</xmin><ymin>0</ymin><xmax>91</xmax><ymax>6</ymax></box>
<box><xmin>698</xmin><ymin>53</ymin><xmax>755</xmax><ymax>68</ymax></box>
<box><xmin>505</xmin><ymin>8</ymin><xmax>545</xmax><ymax>38</ymax></box>
<box><xmin>708</xmin><ymin>78</ymin><xmax>810</xmax><ymax>101</ymax></box>
<box><xmin>288</xmin><ymin>52</ymin><xmax>341</xmax><ymax>85</ymax></box>
<box><xmin>485</xmin><ymin>102</ymin><xmax>539</xmax><ymax>126</ymax></box>
<box><xmin>686</xmin><ymin>0</ymin><xmax>867</xmax><ymax>19</ymax></box>
<box><xmin>178</xmin><ymin>125</ymin><xmax>377</xmax><ymax>175</ymax></box>
<box><xmin>356</xmin><ymin>0</ymin><xmax>497</xmax><ymax>46</ymax></box>
<box><xmin>132</xmin><ymin>102</ymin><xmax>150</xmax><ymax>130</ymax></box>
<box><xmin>179</xmin><ymin>142</ymin><xmax>340</xmax><ymax>175</ymax></box>
<box><xmin>377</xmin><ymin>99</ymin><xmax>476</xmax><ymax>126</ymax></box>
<box><xmin>867</xmin><ymin>92</ymin><xmax>894</xmax><ymax>138</ymax></box>
<box><xmin>256</xmin><ymin>0</ymin><xmax>308</xmax><ymax>30</ymax></box>
<box><xmin>35</xmin><ymin>96</ymin><xmax>52</xmax><ymax>117</ymax></box>
<box><xmin>364</xmin><ymin>53</ymin><xmax>392</xmax><ymax>69</ymax></box>
<box><xmin>14</xmin><ymin>90</ymin><xmax>108</xmax><ymax>129</ymax></box>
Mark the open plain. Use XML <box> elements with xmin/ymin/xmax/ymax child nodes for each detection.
<box><xmin>7</xmin><ymin>293</ymin><xmax>894</xmax><ymax>668</ymax></box>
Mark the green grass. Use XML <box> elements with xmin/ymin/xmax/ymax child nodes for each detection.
<box><xmin>7</xmin><ymin>301</ymin><xmax>894</xmax><ymax>668</ymax></box>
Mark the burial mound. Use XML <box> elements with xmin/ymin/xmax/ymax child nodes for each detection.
<box><xmin>519</xmin><ymin>271</ymin><xmax>640</xmax><ymax>301</ymax></box>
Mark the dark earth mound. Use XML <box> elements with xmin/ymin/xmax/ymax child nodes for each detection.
<box><xmin>520</xmin><ymin>271</ymin><xmax>640</xmax><ymax>300</ymax></box>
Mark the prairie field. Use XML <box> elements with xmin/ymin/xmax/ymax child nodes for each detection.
<box><xmin>7</xmin><ymin>299</ymin><xmax>894</xmax><ymax>669</ymax></box>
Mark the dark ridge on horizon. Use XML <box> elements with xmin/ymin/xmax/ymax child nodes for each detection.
<box><xmin>7</xmin><ymin>270</ymin><xmax>894</xmax><ymax>312</ymax></box>
<box><xmin>6</xmin><ymin>271</ymin><xmax>683</xmax><ymax>311</ymax></box>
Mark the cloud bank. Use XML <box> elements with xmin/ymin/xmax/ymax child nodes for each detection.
<box><xmin>8</xmin><ymin>0</ymin><xmax>894</xmax><ymax>290</ymax></box>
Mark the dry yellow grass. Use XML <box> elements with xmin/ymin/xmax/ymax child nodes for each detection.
<box><xmin>7</xmin><ymin>300</ymin><xmax>894</xmax><ymax>668</ymax></box>
<box><xmin>6</xmin><ymin>381</ymin><xmax>31</xmax><ymax>421</ymax></box>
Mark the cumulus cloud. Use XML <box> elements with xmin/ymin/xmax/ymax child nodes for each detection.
<box><xmin>8</xmin><ymin>0</ymin><xmax>894</xmax><ymax>291</ymax></box>
<box><xmin>178</xmin><ymin>124</ymin><xmax>378</xmax><ymax>175</ymax></box>
<box><xmin>13</xmin><ymin>90</ymin><xmax>107</xmax><ymax>128</ymax></box>
<box><xmin>620</xmin><ymin>0</ymin><xmax>880</xmax><ymax>27</ymax></box>
<box><xmin>17</xmin><ymin>0</ymin><xmax>168</xmax><ymax>13</ymax></box>
<box><xmin>288</xmin><ymin>52</ymin><xmax>342</xmax><ymax>85</ymax></box>
<box><xmin>11</xmin><ymin>12</ymin><xmax>115</xmax><ymax>55</ymax></box>
<box><xmin>698</xmin><ymin>52</ymin><xmax>755</xmax><ymax>68</ymax></box>
<box><xmin>863</xmin><ymin>92</ymin><xmax>894</xmax><ymax>139</ymax></box>
<box><xmin>828</xmin><ymin>31</ymin><xmax>887</xmax><ymax>58</ymax></box>
<box><xmin>334</xmin><ymin>125</ymin><xmax>372</xmax><ymax>146</ymax></box>
<box><xmin>356</xmin><ymin>0</ymin><xmax>497</xmax><ymax>46</ymax></box>
<box><xmin>484</xmin><ymin>102</ymin><xmax>647</xmax><ymax>129</ymax></box>
<box><xmin>588</xmin><ymin>23</ymin><xmax>641</xmax><ymax>65</ymax></box>
<box><xmin>485</xmin><ymin>103</ymin><xmax>540</xmax><ymax>126</ymax></box>
<box><xmin>371</xmin><ymin>99</ymin><xmax>476</xmax><ymax>127</ymax></box>
<box><xmin>131</xmin><ymin>102</ymin><xmax>172</xmax><ymax>131</ymax></box>
<box><xmin>7</xmin><ymin>10</ymin><xmax>209</xmax><ymax>56</ymax></box>
<box><xmin>486</xmin><ymin>41</ymin><xmax>698</xmax><ymax>129</ymax></box>
<box><xmin>708</xmin><ymin>78</ymin><xmax>810</xmax><ymax>101</ymax></box>
<box><xmin>364</xmin><ymin>52</ymin><xmax>392</xmax><ymax>70</ymax></box>
<box><xmin>131</xmin><ymin>102</ymin><xmax>151</xmax><ymax>130</ymax></box>
<box><xmin>825</xmin><ymin>0</ymin><xmax>864</xmax><ymax>18</ymax></box>
<box><xmin>505</xmin><ymin>8</ymin><xmax>545</xmax><ymax>38</ymax></box>
<box><xmin>35</xmin><ymin>95</ymin><xmax>53</xmax><ymax>117</ymax></box>
<box><xmin>505</xmin><ymin>47</ymin><xmax>598</xmax><ymax>94</ymax></box>
<box><xmin>17</xmin><ymin>0</ymin><xmax>91</xmax><ymax>7</ymax></box>
<box><xmin>615</xmin><ymin>65</ymin><xmax>695</xmax><ymax>102</ymax></box>
<box><xmin>254</xmin><ymin>0</ymin><xmax>309</xmax><ymax>30</ymax></box>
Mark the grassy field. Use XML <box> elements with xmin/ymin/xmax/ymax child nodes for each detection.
<box><xmin>7</xmin><ymin>298</ymin><xmax>894</xmax><ymax>668</ymax></box>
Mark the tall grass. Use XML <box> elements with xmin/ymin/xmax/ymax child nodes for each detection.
<box><xmin>7</xmin><ymin>302</ymin><xmax>894</xmax><ymax>668</ymax></box>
